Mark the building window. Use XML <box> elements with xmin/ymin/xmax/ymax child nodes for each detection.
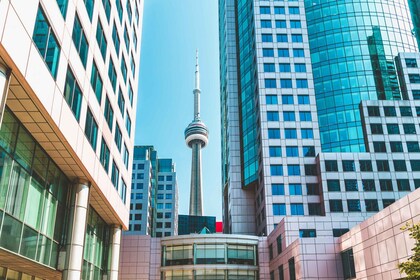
<box><xmin>114</xmin><ymin>125</ymin><xmax>122</xmax><ymax>151</ymax></box>
<box><xmin>111</xmin><ymin>160</ymin><xmax>119</xmax><ymax>189</ymax></box>
<box><xmin>274</xmin><ymin>6</ymin><xmax>285</xmax><ymax>14</ymax></box>
<box><xmin>269</xmin><ymin>245</ymin><xmax>273</xmax><ymax>261</ymax></box>
<box><xmin>383</xmin><ymin>106</ymin><xmax>396</xmax><ymax>116</ymax></box>
<box><xmin>104</xmin><ymin>95</ymin><xmax>114</xmax><ymax>131</ymax></box>
<box><xmin>370</xmin><ymin>124</ymin><xmax>383</xmax><ymax>134</ymax></box>
<box><xmin>403</xmin><ymin>123</ymin><xmax>416</xmax><ymax>134</ymax></box>
<box><xmin>278</xmin><ymin>49</ymin><xmax>290</xmax><ymax>57</ymax></box>
<box><xmin>270</xmin><ymin>165</ymin><xmax>283</xmax><ymax>176</ymax></box>
<box><xmin>33</xmin><ymin>7</ymin><xmax>61</xmax><ymax>79</ymax></box>
<box><xmin>123</xmin><ymin>144</ymin><xmax>129</xmax><ymax>169</ymax></box>
<box><xmin>295</xmin><ymin>63</ymin><xmax>306</xmax><ymax>72</ymax></box>
<box><xmin>90</xmin><ymin>61</ymin><xmax>103</xmax><ymax>102</ymax></box>
<box><xmin>264</xmin><ymin>63</ymin><xmax>275</xmax><ymax>72</ymax></box>
<box><xmin>273</xmin><ymin>203</ymin><xmax>286</xmax><ymax>215</ymax></box>
<box><xmin>99</xmin><ymin>138</ymin><xmax>110</xmax><ymax>172</ymax></box>
<box><xmin>286</xmin><ymin>146</ymin><xmax>298</xmax><ymax>157</ymax></box>
<box><xmin>96</xmin><ymin>20</ymin><xmax>107</xmax><ymax>60</ymax></box>
<box><xmin>299</xmin><ymin>111</ymin><xmax>311</xmax><ymax>121</ymax></box>
<box><xmin>265</xmin><ymin>79</ymin><xmax>277</xmax><ymax>88</ymax></box>
<box><xmin>269</xmin><ymin>146</ymin><xmax>282</xmax><ymax>157</ymax></box>
<box><xmin>289</xmin><ymin>7</ymin><xmax>300</xmax><ymax>14</ymax></box>
<box><xmin>108</xmin><ymin>59</ymin><xmax>117</xmax><ymax>92</ymax></box>
<box><xmin>347</xmin><ymin>200</ymin><xmax>361</xmax><ymax>212</ymax></box>
<box><xmin>380</xmin><ymin>179</ymin><xmax>393</xmax><ymax>191</ymax></box>
<box><xmin>376</xmin><ymin>160</ymin><xmax>390</xmax><ymax>172</ymax></box>
<box><xmin>277</xmin><ymin>34</ymin><xmax>288</xmax><ymax>42</ymax></box>
<box><xmin>116</xmin><ymin>0</ymin><xmax>123</xmax><ymax>22</ymax></box>
<box><xmin>268</xmin><ymin>129</ymin><xmax>280</xmax><ymax>139</ymax></box>
<box><xmin>367</xmin><ymin>106</ymin><xmax>380</xmax><ymax>116</ymax></box>
<box><xmin>303</xmin><ymin>146</ymin><xmax>315</xmax><ymax>157</ymax></box>
<box><xmin>263</xmin><ymin>48</ymin><xmax>274</xmax><ymax>57</ymax></box>
<box><xmin>266</xmin><ymin>95</ymin><xmax>278</xmax><ymax>104</ymax></box>
<box><xmin>386</xmin><ymin>124</ymin><xmax>400</xmax><ymax>134</ymax></box>
<box><xmin>390</xmin><ymin>141</ymin><xmax>404</xmax><ymax>152</ymax></box>
<box><xmin>56</xmin><ymin>0</ymin><xmax>69</xmax><ymax>17</ymax></box>
<box><xmin>279</xmin><ymin>63</ymin><xmax>293</xmax><ymax>72</ymax></box>
<box><xmin>289</xmin><ymin>257</ymin><xmax>296</xmax><ymax>280</ymax></box>
<box><xmin>325</xmin><ymin>160</ymin><xmax>338</xmax><ymax>172</ymax></box>
<box><xmin>413</xmin><ymin>90</ymin><xmax>420</xmax><ymax>100</ymax></box>
<box><xmin>261</xmin><ymin>20</ymin><xmax>272</xmax><ymax>28</ymax></box>
<box><xmin>397</xmin><ymin>179</ymin><xmax>411</xmax><ymax>191</ymax></box>
<box><xmin>82</xmin><ymin>0</ymin><xmax>94</xmax><ymax>20</ymax></box>
<box><xmin>283</xmin><ymin>111</ymin><xmax>295</xmax><ymax>121</ymax></box>
<box><xmin>260</xmin><ymin>6</ymin><xmax>271</xmax><ymax>14</ymax></box>
<box><xmin>359</xmin><ymin>160</ymin><xmax>373</xmax><ymax>172</ymax></box>
<box><xmin>118</xmin><ymin>88</ymin><xmax>126</xmax><ymax>116</ymax></box>
<box><xmin>284</xmin><ymin>128</ymin><xmax>297</xmax><ymax>139</ymax></box>
<box><xmin>329</xmin><ymin>200</ymin><xmax>343</xmax><ymax>212</ymax></box>
<box><xmin>276</xmin><ymin>235</ymin><xmax>282</xmax><ymax>255</ymax></box>
<box><xmin>291</xmin><ymin>34</ymin><xmax>303</xmax><ymax>43</ymax></box>
<box><xmin>112</xmin><ymin>22</ymin><xmax>120</xmax><ymax>54</ymax></box>
<box><xmin>304</xmin><ymin>164</ymin><xmax>317</xmax><ymax>176</ymax></box>
<box><xmin>383</xmin><ymin>199</ymin><xmax>395</xmax><ymax>208</ymax></box>
<box><xmin>72</xmin><ymin>15</ymin><xmax>89</xmax><ymax>67</ymax></box>
<box><xmin>394</xmin><ymin>160</ymin><xmax>407</xmax><ymax>172</ymax></box>
<box><xmin>345</xmin><ymin>180</ymin><xmax>358</xmax><ymax>191</ymax></box>
<box><xmin>411</xmin><ymin>160</ymin><xmax>420</xmax><ymax>171</ymax></box>
<box><xmin>365</xmin><ymin>199</ymin><xmax>379</xmax><ymax>212</ymax></box>
<box><xmin>262</xmin><ymin>34</ymin><xmax>273</xmax><ymax>42</ymax></box>
<box><xmin>333</xmin><ymin>228</ymin><xmax>349</xmax><ymax>237</ymax></box>
<box><xmin>290</xmin><ymin>203</ymin><xmax>304</xmax><ymax>215</ymax></box>
<box><xmin>123</xmin><ymin>25</ymin><xmax>130</xmax><ymax>52</ymax></box>
<box><xmin>341</xmin><ymin>249</ymin><xmax>356</xmax><ymax>279</ymax></box>
<box><xmin>405</xmin><ymin>58</ymin><xmax>418</xmax><ymax>67</ymax></box>
<box><xmin>84</xmin><ymin>108</ymin><xmax>98</xmax><ymax>150</ymax></box>
<box><xmin>126</xmin><ymin>114</ymin><xmax>132</xmax><ymax>136</ymax></box>
<box><xmin>307</xmin><ymin>184</ymin><xmax>319</xmax><ymax>195</ymax></box>
<box><xmin>290</xmin><ymin>20</ymin><xmax>301</xmax><ymax>28</ymax></box>
<box><xmin>308</xmin><ymin>203</ymin><xmax>322</xmax><ymax>216</ymax></box>
<box><xmin>400</xmin><ymin>106</ymin><xmax>412</xmax><ymax>116</ymax></box>
<box><xmin>407</xmin><ymin>141</ymin><xmax>420</xmax><ymax>152</ymax></box>
<box><xmin>327</xmin><ymin>180</ymin><xmax>340</xmax><ymax>192</ymax></box>
<box><xmin>342</xmin><ymin>160</ymin><xmax>355</xmax><ymax>171</ymax></box>
<box><xmin>289</xmin><ymin>184</ymin><xmax>302</xmax><ymax>195</ymax></box>
<box><xmin>63</xmin><ymin>68</ymin><xmax>83</xmax><ymax>121</ymax></box>
<box><xmin>409</xmin><ymin>74</ymin><xmax>420</xmax><ymax>83</ymax></box>
<box><xmin>373</xmin><ymin>141</ymin><xmax>386</xmax><ymax>153</ymax></box>
<box><xmin>276</xmin><ymin>20</ymin><xmax>286</xmax><ymax>28</ymax></box>
<box><xmin>293</xmin><ymin>48</ymin><xmax>304</xmax><ymax>57</ymax></box>
<box><xmin>282</xmin><ymin>94</ymin><xmax>293</xmax><ymax>104</ymax></box>
<box><xmin>299</xmin><ymin>229</ymin><xmax>316</xmax><ymax>238</ymax></box>
<box><xmin>362</xmin><ymin>180</ymin><xmax>375</xmax><ymax>191</ymax></box>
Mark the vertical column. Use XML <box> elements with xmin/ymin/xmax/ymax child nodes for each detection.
<box><xmin>0</xmin><ymin>63</ymin><xmax>10</xmax><ymax>128</ymax></box>
<box><xmin>109</xmin><ymin>225</ymin><xmax>122</xmax><ymax>280</ymax></box>
<box><xmin>63</xmin><ymin>181</ymin><xmax>90</xmax><ymax>280</ymax></box>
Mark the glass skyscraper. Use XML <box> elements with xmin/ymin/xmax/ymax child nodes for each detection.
<box><xmin>219</xmin><ymin>0</ymin><xmax>420</xmax><ymax>238</ymax></box>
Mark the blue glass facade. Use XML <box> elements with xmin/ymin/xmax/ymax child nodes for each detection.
<box><xmin>237</xmin><ymin>0</ymin><xmax>259</xmax><ymax>186</ymax></box>
<box><xmin>305</xmin><ymin>0</ymin><xmax>418</xmax><ymax>152</ymax></box>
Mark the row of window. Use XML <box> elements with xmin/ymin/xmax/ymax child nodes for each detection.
<box><xmin>264</xmin><ymin>78</ymin><xmax>309</xmax><ymax>89</ymax></box>
<box><xmin>260</xmin><ymin>6</ymin><xmax>300</xmax><ymax>15</ymax></box>
<box><xmin>263</xmin><ymin>48</ymin><xmax>305</xmax><ymax>57</ymax></box>
<box><xmin>261</xmin><ymin>19</ymin><xmax>301</xmax><ymax>29</ymax></box>
<box><xmin>269</xmin><ymin>145</ymin><xmax>315</xmax><ymax>157</ymax></box>
<box><xmin>272</xmin><ymin>183</ymin><xmax>320</xmax><ymax>195</ymax></box>
<box><xmin>268</xmin><ymin>128</ymin><xmax>314</xmax><ymax>139</ymax></box>
<box><xmin>372</xmin><ymin>141</ymin><xmax>420</xmax><ymax>153</ymax></box>
<box><xmin>367</xmin><ymin>105</ymin><xmax>420</xmax><ymax>117</ymax></box>
<box><xmin>156</xmin><ymin>222</ymin><xmax>172</xmax><ymax>229</ymax></box>
<box><xmin>329</xmin><ymin>199</ymin><xmax>394</xmax><ymax>213</ymax></box>
<box><xmin>370</xmin><ymin>123</ymin><xmax>418</xmax><ymax>134</ymax></box>
<box><xmin>157</xmin><ymin>194</ymin><xmax>173</xmax><ymax>200</ymax></box>
<box><xmin>261</xmin><ymin>33</ymin><xmax>303</xmax><ymax>43</ymax></box>
<box><xmin>266</xmin><ymin>111</ymin><xmax>312</xmax><ymax>121</ymax></box>
<box><xmin>270</xmin><ymin>164</ymin><xmax>317</xmax><ymax>176</ymax></box>
<box><xmin>405</xmin><ymin>58</ymin><xmax>418</xmax><ymax>68</ymax></box>
<box><xmin>266</xmin><ymin>94</ymin><xmax>309</xmax><ymax>105</ymax></box>
<box><xmin>326</xmin><ymin>159</ymin><xmax>420</xmax><ymax>173</ymax></box>
<box><xmin>157</xmin><ymin>203</ymin><xmax>173</xmax><ymax>210</ymax></box>
<box><xmin>327</xmin><ymin>179</ymin><xmax>419</xmax><ymax>192</ymax></box>
<box><xmin>264</xmin><ymin>63</ymin><xmax>307</xmax><ymax>73</ymax></box>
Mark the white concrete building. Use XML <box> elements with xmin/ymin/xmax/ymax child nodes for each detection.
<box><xmin>0</xmin><ymin>0</ymin><xmax>143</xmax><ymax>278</ymax></box>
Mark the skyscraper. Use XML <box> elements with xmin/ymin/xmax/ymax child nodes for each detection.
<box><xmin>219</xmin><ymin>0</ymin><xmax>420</xmax><ymax>237</ymax></box>
<box><xmin>184</xmin><ymin>52</ymin><xmax>209</xmax><ymax>216</ymax></box>
<box><xmin>0</xmin><ymin>0</ymin><xmax>143</xmax><ymax>278</ymax></box>
<box><xmin>126</xmin><ymin>146</ymin><xmax>178</xmax><ymax>237</ymax></box>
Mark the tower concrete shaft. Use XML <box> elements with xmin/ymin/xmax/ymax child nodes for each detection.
<box><xmin>184</xmin><ymin>51</ymin><xmax>209</xmax><ymax>216</ymax></box>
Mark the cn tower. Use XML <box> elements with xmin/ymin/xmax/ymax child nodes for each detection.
<box><xmin>184</xmin><ymin>51</ymin><xmax>209</xmax><ymax>216</ymax></box>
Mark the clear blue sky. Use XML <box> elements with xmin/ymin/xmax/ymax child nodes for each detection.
<box><xmin>135</xmin><ymin>0</ymin><xmax>222</xmax><ymax>220</ymax></box>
